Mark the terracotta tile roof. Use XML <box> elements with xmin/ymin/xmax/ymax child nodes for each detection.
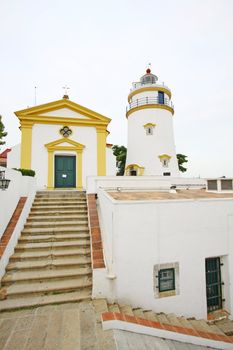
<box><xmin>0</xmin><ymin>148</ymin><xmax>11</xmax><ymax>159</ymax></box>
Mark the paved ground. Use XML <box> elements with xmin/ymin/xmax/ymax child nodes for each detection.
<box><xmin>0</xmin><ymin>302</ymin><xmax>115</xmax><ymax>350</ymax></box>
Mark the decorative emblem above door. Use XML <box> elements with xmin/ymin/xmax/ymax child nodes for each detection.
<box><xmin>59</xmin><ymin>126</ymin><xmax>72</xmax><ymax>138</ymax></box>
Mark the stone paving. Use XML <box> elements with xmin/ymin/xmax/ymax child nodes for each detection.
<box><xmin>0</xmin><ymin>302</ymin><xmax>115</xmax><ymax>350</ymax></box>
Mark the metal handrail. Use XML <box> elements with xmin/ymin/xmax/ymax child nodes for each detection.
<box><xmin>126</xmin><ymin>97</ymin><xmax>174</xmax><ymax>112</ymax></box>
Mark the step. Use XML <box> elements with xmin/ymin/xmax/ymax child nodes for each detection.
<box><xmin>189</xmin><ymin>319</ymin><xmax>214</xmax><ymax>333</ymax></box>
<box><xmin>29</xmin><ymin>209</ymin><xmax>88</xmax><ymax>216</ymax></box>
<box><xmin>2</xmin><ymin>267</ymin><xmax>92</xmax><ymax>285</ymax></box>
<box><xmin>156</xmin><ymin>313</ymin><xmax>171</xmax><ymax>324</ymax></box>
<box><xmin>166</xmin><ymin>313</ymin><xmax>183</xmax><ymax>327</ymax></box>
<box><xmin>34</xmin><ymin>197</ymin><xmax>86</xmax><ymax>202</ymax></box>
<box><xmin>0</xmin><ymin>290</ymin><xmax>91</xmax><ymax>312</ymax></box>
<box><xmin>15</xmin><ymin>240</ymin><xmax>90</xmax><ymax>252</ymax></box>
<box><xmin>36</xmin><ymin>191</ymin><xmax>86</xmax><ymax>197</ymax></box>
<box><xmin>19</xmin><ymin>233</ymin><xmax>90</xmax><ymax>243</ymax></box>
<box><xmin>27</xmin><ymin>214</ymin><xmax>88</xmax><ymax>222</ymax></box>
<box><xmin>7</xmin><ymin>256</ymin><xmax>92</xmax><ymax>271</ymax></box>
<box><xmin>108</xmin><ymin>304</ymin><xmax>121</xmax><ymax>313</ymax></box>
<box><xmin>177</xmin><ymin>316</ymin><xmax>195</xmax><ymax>329</ymax></box>
<box><xmin>24</xmin><ymin>220</ymin><xmax>88</xmax><ymax>229</ymax></box>
<box><xmin>10</xmin><ymin>248</ymin><xmax>91</xmax><ymax>261</ymax></box>
<box><xmin>31</xmin><ymin>206</ymin><xmax>87</xmax><ymax>212</ymax></box>
<box><xmin>22</xmin><ymin>227</ymin><xmax>89</xmax><ymax>235</ymax></box>
<box><xmin>215</xmin><ymin>319</ymin><xmax>233</xmax><ymax>336</ymax></box>
<box><xmin>92</xmin><ymin>299</ymin><xmax>109</xmax><ymax>321</ymax></box>
<box><xmin>119</xmin><ymin>304</ymin><xmax>134</xmax><ymax>316</ymax></box>
<box><xmin>1</xmin><ymin>276</ymin><xmax>92</xmax><ymax>299</ymax></box>
<box><xmin>32</xmin><ymin>200</ymin><xmax>87</xmax><ymax>208</ymax></box>
<box><xmin>143</xmin><ymin>311</ymin><xmax>160</xmax><ymax>322</ymax></box>
<box><xmin>132</xmin><ymin>308</ymin><xmax>145</xmax><ymax>318</ymax></box>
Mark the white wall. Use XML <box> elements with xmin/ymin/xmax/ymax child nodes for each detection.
<box><xmin>126</xmin><ymin>108</ymin><xmax>180</xmax><ymax>177</ymax></box>
<box><xmin>106</xmin><ymin>148</ymin><xmax>116</xmax><ymax>176</ymax></box>
<box><xmin>96</xmin><ymin>189</ymin><xmax>233</xmax><ymax>319</ymax></box>
<box><xmin>7</xmin><ymin>144</ymin><xmax>21</xmax><ymax>169</ymax></box>
<box><xmin>31</xmin><ymin>123</ymin><xmax>97</xmax><ymax>189</ymax></box>
<box><xmin>0</xmin><ymin>167</ymin><xmax>36</xmax><ymax>279</ymax></box>
<box><xmin>86</xmin><ymin>176</ymin><xmax>206</xmax><ymax>194</ymax></box>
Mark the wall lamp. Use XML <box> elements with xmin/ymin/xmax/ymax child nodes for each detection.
<box><xmin>0</xmin><ymin>171</ymin><xmax>11</xmax><ymax>190</ymax></box>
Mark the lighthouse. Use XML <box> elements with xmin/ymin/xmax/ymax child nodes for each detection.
<box><xmin>125</xmin><ymin>68</ymin><xmax>180</xmax><ymax>177</ymax></box>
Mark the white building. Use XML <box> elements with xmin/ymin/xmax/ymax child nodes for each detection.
<box><xmin>8</xmin><ymin>96</ymin><xmax>116</xmax><ymax>189</ymax></box>
<box><xmin>88</xmin><ymin>177</ymin><xmax>233</xmax><ymax>320</ymax></box>
<box><xmin>125</xmin><ymin>69</ymin><xmax>180</xmax><ymax>177</ymax></box>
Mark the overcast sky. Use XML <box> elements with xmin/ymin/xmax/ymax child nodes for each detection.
<box><xmin>0</xmin><ymin>0</ymin><xmax>233</xmax><ymax>177</ymax></box>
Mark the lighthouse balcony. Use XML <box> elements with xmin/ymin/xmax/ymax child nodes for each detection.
<box><xmin>126</xmin><ymin>96</ymin><xmax>174</xmax><ymax>112</ymax></box>
<box><xmin>131</xmin><ymin>82</ymin><xmax>171</xmax><ymax>92</ymax></box>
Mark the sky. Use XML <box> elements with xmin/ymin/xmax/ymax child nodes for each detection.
<box><xmin>0</xmin><ymin>0</ymin><xmax>233</xmax><ymax>178</ymax></box>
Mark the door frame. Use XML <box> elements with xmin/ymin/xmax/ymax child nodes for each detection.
<box><xmin>45</xmin><ymin>138</ymin><xmax>85</xmax><ymax>190</ymax></box>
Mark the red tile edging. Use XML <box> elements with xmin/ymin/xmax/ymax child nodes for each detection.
<box><xmin>101</xmin><ymin>312</ymin><xmax>233</xmax><ymax>344</ymax></box>
<box><xmin>0</xmin><ymin>197</ymin><xmax>27</xmax><ymax>258</ymax></box>
<box><xmin>87</xmin><ymin>194</ymin><xmax>105</xmax><ymax>269</ymax></box>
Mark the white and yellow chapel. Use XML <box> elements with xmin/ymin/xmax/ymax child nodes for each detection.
<box><xmin>8</xmin><ymin>95</ymin><xmax>116</xmax><ymax>189</ymax></box>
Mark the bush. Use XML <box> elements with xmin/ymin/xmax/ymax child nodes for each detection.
<box><xmin>13</xmin><ymin>168</ymin><xmax>36</xmax><ymax>177</ymax></box>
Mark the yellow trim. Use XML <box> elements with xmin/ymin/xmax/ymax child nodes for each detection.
<box><xmin>47</xmin><ymin>150</ymin><xmax>54</xmax><ymax>189</ymax></box>
<box><xmin>96</xmin><ymin>127</ymin><xmax>106</xmax><ymax>176</ymax></box>
<box><xmin>45</xmin><ymin>138</ymin><xmax>85</xmax><ymax>190</ymax></box>
<box><xmin>17</xmin><ymin>115</ymin><xmax>109</xmax><ymax>128</ymax></box>
<box><xmin>77</xmin><ymin>151</ymin><xmax>82</xmax><ymax>189</ymax></box>
<box><xmin>143</xmin><ymin>123</ymin><xmax>156</xmax><ymax>128</ymax></box>
<box><xmin>15</xmin><ymin>99</ymin><xmax>111</xmax><ymax>123</ymax></box>
<box><xmin>128</xmin><ymin>86</ymin><xmax>172</xmax><ymax>102</ymax></box>
<box><xmin>126</xmin><ymin>104</ymin><xmax>174</xmax><ymax>118</ymax></box>
<box><xmin>158</xmin><ymin>154</ymin><xmax>171</xmax><ymax>160</ymax></box>
<box><xmin>125</xmin><ymin>163</ymin><xmax>145</xmax><ymax>176</ymax></box>
<box><xmin>20</xmin><ymin>121</ymin><xmax>33</xmax><ymax>169</ymax></box>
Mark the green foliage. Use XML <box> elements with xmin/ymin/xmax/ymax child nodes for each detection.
<box><xmin>176</xmin><ymin>154</ymin><xmax>188</xmax><ymax>173</ymax></box>
<box><xmin>0</xmin><ymin>115</ymin><xmax>7</xmax><ymax>149</ymax></box>
<box><xmin>112</xmin><ymin>145</ymin><xmax>127</xmax><ymax>176</ymax></box>
<box><xmin>13</xmin><ymin>168</ymin><xmax>36</xmax><ymax>177</ymax></box>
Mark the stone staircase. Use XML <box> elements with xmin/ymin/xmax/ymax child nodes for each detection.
<box><xmin>93</xmin><ymin>299</ymin><xmax>233</xmax><ymax>339</ymax></box>
<box><xmin>0</xmin><ymin>191</ymin><xmax>92</xmax><ymax>312</ymax></box>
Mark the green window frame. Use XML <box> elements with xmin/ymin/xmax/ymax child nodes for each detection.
<box><xmin>159</xmin><ymin>268</ymin><xmax>175</xmax><ymax>292</ymax></box>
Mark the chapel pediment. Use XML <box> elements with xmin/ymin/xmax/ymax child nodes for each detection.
<box><xmin>15</xmin><ymin>98</ymin><xmax>111</xmax><ymax>127</ymax></box>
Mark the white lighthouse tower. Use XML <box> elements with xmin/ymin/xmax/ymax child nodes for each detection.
<box><xmin>125</xmin><ymin>68</ymin><xmax>180</xmax><ymax>177</ymax></box>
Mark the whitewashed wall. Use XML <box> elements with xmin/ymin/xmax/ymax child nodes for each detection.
<box><xmin>126</xmin><ymin>108</ymin><xmax>180</xmax><ymax>177</ymax></box>
<box><xmin>96</xmin><ymin>189</ymin><xmax>233</xmax><ymax>319</ymax></box>
<box><xmin>31</xmin><ymin>124</ymin><xmax>97</xmax><ymax>189</ymax></box>
<box><xmin>86</xmin><ymin>176</ymin><xmax>205</xmax><ymax>194</ymax></box>
<box><xmin>7</xmin><ymin>144</ymin><xmax>21</xmax><ymax>169</ymax></box>
<box><xmin>106</xmin><ymin>148</ymin><xmax>116</xmax><ymax>176</ymax></box>
<box><xmin>0</xmin><ymin>167</ymin><xmax>36</xmax><ymax>279</ymax></box>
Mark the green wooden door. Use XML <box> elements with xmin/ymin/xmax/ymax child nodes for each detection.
<box><xmin>55</xmin><ymin>156</ymin><xmax>76</xmax><ymax>188</ymax></box>
<box><xmin>205</xmin><ymin>257</ymin><xmax>222</xmax><ymax>312</ymax></box>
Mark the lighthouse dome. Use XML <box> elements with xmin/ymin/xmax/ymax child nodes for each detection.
<box><xmin>140</xmin><ymin>68</ymin><xmax>158</xmax><ymax>85</ymax></box>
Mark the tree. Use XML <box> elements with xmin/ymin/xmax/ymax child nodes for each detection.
<box><xmin>0</xmin><ymin>115</ymin><xmax>7</xmax><ymax>150</ymax></box>
<box><xmin>177</xmin><ymin>153</ymin><xmax>188</xmax><ymax>173</ymax></box>
<box><xmin>112</xmin><ymin>145</ymin><xmax>127</xmax><ymax>175</ymax></box>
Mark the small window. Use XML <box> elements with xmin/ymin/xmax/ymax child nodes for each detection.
<box><xmin>162</xmin><ymin>159</ymin><xmax>169</xmax><ymax>167</ymax></box>
<box><xmin>163</xmin><ymin>172</ymin><xmax>171</xmax><ymax>176</ymax></box>
<box><xmin>146</xmin><ymin>127</ymin><xmax>153</xmax><ymax>135</ymax></box>
<box><xmin>158</xmin><ymin>91</ymin><xmax>164</xmax><ymax>104</ymax></box>
<box><xmin>159</xmin><ymin>268</ymin><xmax>175</xmax><ymax>292</ymax></box>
